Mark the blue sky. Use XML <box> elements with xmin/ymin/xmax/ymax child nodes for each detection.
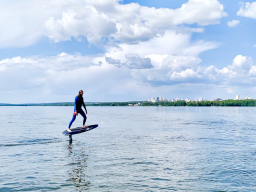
<box><xmin>0</xmin><ymin>0</ymin><xmax>256</xmax><ymax>103</ymax></box>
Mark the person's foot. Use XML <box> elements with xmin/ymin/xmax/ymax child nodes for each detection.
<box><xmin>83</xmin><ymin>125</ymin><xmax>87</xmax><ymax>128</ymax></box>
<box><xmin>67</xmin><ymin>128</ymin><xmax>72</xmax><ymax>132</ymax></box>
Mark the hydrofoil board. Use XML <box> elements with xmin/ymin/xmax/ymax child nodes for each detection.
<box><xmin>62</xmin><ymin>124</ymin><xmax>98</xmax><ymax>136</ymax></box>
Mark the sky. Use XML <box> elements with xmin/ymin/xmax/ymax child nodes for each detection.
<box><xmin>1</xmin><ymin>0</ymin><xmax>256</xmax><ymax>103</ymax></box>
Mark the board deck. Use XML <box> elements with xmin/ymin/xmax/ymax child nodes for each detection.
<box><xmin>62</xmin><ymin>124</ymin><xmax>98</xmax><ymax>136</ymax></box>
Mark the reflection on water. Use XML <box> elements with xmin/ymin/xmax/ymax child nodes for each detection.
<box><xmin>67</xmin><ymin>142</ymin><xmax>90</xmax><ymax>191</ymax></box>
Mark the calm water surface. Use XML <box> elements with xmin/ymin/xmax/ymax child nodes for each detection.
<box><xmin>1</xmin><ymin>106</ymin><xmax>256</xmax><ymax>191</ymax></box>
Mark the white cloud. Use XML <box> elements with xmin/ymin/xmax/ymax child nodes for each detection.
<box><xmin>229</xmin><ymin>54</ymin><xmax>253</xmax><ymax>77</ymax></box>
<box><xmin>169</xmin><ymin>69</ymin><xmax>201</xmax><ymax>81</ymax></box>
<box><xmin>1</xmin><ymin>52</ymin><xmax>256</xmax><ymax>102</ymax></box>
<box><xmin>227</xmin><ymin>20</ymin><xmax>240</xmax><ymax>27</ymax></box>
<box><xmin>44</xmin><ymin>7</ymin><xmax>117</xmax><ymax>45</ymax></box>
<box><xmin>140</xmin><ymin>0</ymin><xmax>227</xmax><ymax>27</ymax></box>
<box><xmin>0</xmin><ymin>21</ymin><xmax>224</xmax><ymax>101</ymax></box>
<box><xmin>232</xmin><ymin>54</ymin><xmax>253</xmax><ymax>68</ymax></box>
<box><xmin>147</xmin><ymin>54</ymin><xmax>202</xmax><ymax>70</ymax></box>
<box><xmin>0</xmin><ymin>52</ymin><xmax>100</xmax><ymax>72</ymax></box>
<box><xmin>237</xmin><ymin>2</ymin><xmax>256</xmax><ymax>20</ymax></box>
<box><xmin>105</xmin><ymin>53</ymin><xmax>153</xmax><ymax>69</ymax></box>
<box><xmin>254</xmin><ymin>44</ymin><xmax>256</xmax><ymax>47</ymax></box>
<box><xmin>0</xmin><ymin>53</ymin><xmax>141</xmax><ymax>102</ymax></box>
<box><xmin>0</xmin><ymin>1</ymin><xmax>55</xmax><ymax>48</ymax></box>
<box><xmin>92</xmin><ymin>28</ymin><xmax>219</xmax><ymax>86</ymax></box>
<box><xmin>46</xmin><ymin>0</ymin><xmax>227</xmax><ymax>45</ymax></box>
<box><xmin>103</xmin><ymin>30</ymin><xmax>219</xmax><ymax>64</ymax></box>
<box><xmin>0</xmin><ymin>0</ymin><xmax>227</xmax><ymax>48</ymax></box>
<box><xmin>128</xmin><ymin>54</ymin><xmax>256</xmax><ymax>86</ymax></box>
<box><xmin>123</xmin><ymin>53</ymin><xmax>153</xmax><ymax>69</ymax></box>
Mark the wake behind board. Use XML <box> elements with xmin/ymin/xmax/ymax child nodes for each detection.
<box><xmin>62</xmin><ymin>124</ymin><xmax>98</xmax><ymax>136</ymax></box>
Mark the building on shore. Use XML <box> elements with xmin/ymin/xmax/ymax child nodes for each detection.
<box><xmin>149</xmin><ymin>97</ymin><xmax>207</xmax><ymax>103</ymax></box>
<box><xmin>151</xmin><ymin>96</ymin><xmax>169</xmax><ymax>102</ymax></box>
<box><xmin>235</xmin><ymin>95</ymin><xmax>241</xmax><ymax>100</ymax></box>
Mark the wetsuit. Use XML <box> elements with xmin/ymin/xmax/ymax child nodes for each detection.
<box><xmin>68</xmin><ymin>96</ymin><xmax>87</xmax><ymax>128</ymax></box>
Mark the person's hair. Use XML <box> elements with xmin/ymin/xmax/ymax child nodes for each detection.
<box><xmin>77</xmin><ymin>90</ymin><xmax>83</xmax><ymax>97</ymax></box>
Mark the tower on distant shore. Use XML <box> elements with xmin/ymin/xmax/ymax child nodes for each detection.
<box><xmin>245</xmin><ymin>94</ymin><xmax>252</xmax><ymax>99</ymax></box>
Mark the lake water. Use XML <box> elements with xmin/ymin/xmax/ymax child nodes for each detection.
<box><xmin>1</xmin><ymin>106</ymin><xmax>256</xmax><ymax>191</ymax></box>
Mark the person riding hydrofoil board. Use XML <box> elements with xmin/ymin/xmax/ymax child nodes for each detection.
<box><xmin>67</xmin><ymin>90</ymin><xmax>87</xmax><ymax>132</ymax></box>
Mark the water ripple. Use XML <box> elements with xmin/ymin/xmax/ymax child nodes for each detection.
<box><xmin>0</xmin><ymin>138</ymin><xmax>62</xmax><ymax>147</ymax></box>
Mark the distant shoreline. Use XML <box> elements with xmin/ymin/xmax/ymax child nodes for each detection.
<box><xmin>1</xmin><ymin>99</ymin><xmax>256</xmax><ymax>107</ymax></box>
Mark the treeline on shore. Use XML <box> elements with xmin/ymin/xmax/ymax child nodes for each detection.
<box><xmin>0</xmin><ymin>103</ymin><xmax>73</xmax><ymax>106</ymax></box>
<box><xmin>0</xmin><ymin>102</ymin><xmax>139</xmax><ymax>106</ymax></box>
<box><xmin>1</xmin><ymin>99</ymin><xmax>256</xmax><ymax>106</ymax></box>
<box><xmin>142</xmin><ymin>99</ymin><xmax>256</xmax><ymax>106</ymax></box>
<box><xmin>87</xmin><ymin>102</ymin><xmax>139</xmax><ymax>106</ymax></box>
